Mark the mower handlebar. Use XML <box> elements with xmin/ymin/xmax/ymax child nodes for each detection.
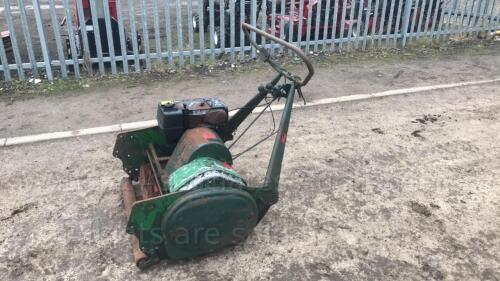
<box><xmin>241</xmin><ymin>22</ymin><xmax>314</xmax><ymax>87</ymax></box>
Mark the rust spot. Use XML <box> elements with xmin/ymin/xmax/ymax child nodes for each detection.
<box><xmin>203</xmin><ymin>131</ymin><xmax>218</xmax><ymax>140</ymax></box>
<box><xmin>139</xmin><ymin>165</ymin><xmax>161</xmax><ymax>199</ymax></box>
<box><xmin>121</xmin><ymin>177</ymin><xmax>150</xmax><ymax>266</ymax></box>
<box><xmin>280</xmin><ymin>133</ymin><xmax>287</xmax><ymax>144</ymax></box>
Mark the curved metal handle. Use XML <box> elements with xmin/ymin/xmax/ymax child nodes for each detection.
<box><xmin>241</xmin><ymin>22</ymin><xmax>314</xmax><ymax>87</ymax></box>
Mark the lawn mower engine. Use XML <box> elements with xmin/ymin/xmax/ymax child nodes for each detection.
<box><xmin>115</xmin><ymin>98</ymin><xmax>259</xmax><ymax>267</ymax></box>
<box><xmin>156</xmin><ymin>98</ymin><xmax>247</xmax><ymax>194</ymax></box>
<box><xmin>113</xmin><ymin>23</ymin><xmax>314</xmax><ymax>269</ymax></box>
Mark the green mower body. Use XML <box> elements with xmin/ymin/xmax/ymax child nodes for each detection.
<box><xmin>115</xmin><ymin>93</ymin><xmax>284</xmax><ymax>267</ymax></box>
<box><xmin>113</xmin><ymin>23</ymin><xmax>314</xmax><ymax>269</ymax></box>
<box><xmin>116</xmin><ymin>124</ymin><xmax>278</xmax><ymax>266</ymax></box>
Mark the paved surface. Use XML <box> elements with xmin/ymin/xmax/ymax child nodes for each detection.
<box><xmin>0</xmin><ymin>50</ymin><xmax>499</xmax><ymax>280</ymax></box>
<box><xmin>2</xmin><ymin>45</ymin><xmax>500</xmax><ymax>139</ymax></box>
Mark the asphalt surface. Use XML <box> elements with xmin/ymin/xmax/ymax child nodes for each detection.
<box><xmin>2</xmin><ymin>45</ymin><xmax>500</xmax><ymax>139</ymax></box>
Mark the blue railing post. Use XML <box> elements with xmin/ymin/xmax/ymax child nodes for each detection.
<box><xmin>401</xmin><ymin>0</ymin><xmax>414</xmax><ymax>47</ymax></box>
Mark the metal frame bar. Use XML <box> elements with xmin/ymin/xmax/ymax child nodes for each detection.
<box><xmin>354</xmin><ymin>0</ymin><xmax>365</xmax><ymax>48</ymax></box>
<box><xmin>279</xmin><ymin>0</ymin><xmax>286</xmax><ymax>53</ymax></box>
<box><xmin>199</xmin><ymin>0</ymin><xmax>207</xmax><ymax>63</ymax></box>
<box><xmin>0</xmin><ymin>27</ymin><xmax>11</xmax><ymax>81</ymax></box>
<box><xmin>297</xmin><ymin>0</ymin><xmax>305</xmax><ymax>48</ymax></box>
<box><xmin>330</xmin><ymin>0</ymin><xmax>339</xmax><ymax>50</ymax></box>
<box><xmin>322</xmin><ymin>0</ymin><xmax>332</xmax><ymax>50</ymax></box>
<box><xmin>288</xmin><ymin>0</ymin><xmax>296</xmax><ymax>55</ymax></box>
<box><xmin>153</xmin><ymin>0</ymin><xmax>163</xmax><ymax>64</ymax></box>
<box><xmin>33</xmin><ymin>0</ymin><xmax>54</xmax><ymax>80</ymax></box>
<box><xmin>89</xmin><ymin>0</ymin><xmax>105</xmax><ymax>76</ymax></box>
<box><xmin>251</xmin><ymin>0</ymin><xmax>257</xmax><ymax>58</ymax></box>
<box><xmin>239</xmin><ymin>0</ymin><xmax>245</xmax><ymax>60</ymax></box>
<box><xmin>346</xmin><ymin>0</ymin><xmax>356</xmax><ymax>49</ymax></box>
<box><xmin>18</xmin><ymin>0</ymin><xmax>38</xmax><ymax>77</ymax></box>
<box><xmin>271</xmin><ymin>0</ymin><xmax>277</xmax><ymax>55</ymax></box>
<box><xmin>230</xmin><ymin>0</ymin><xmax>236</xmax><ymax>61</ymax></box>
<box><xmin>128</xmin><ymin>0</ymin><xmax>140</xmax><ymax>72</ymax></box>
<box><xmin>261</xmin><ymin>0</ymin><xmax>268</xmax><ymax>47</ymax></box>
<box><xmin>370</xmin><ymin>0</ymin><xmax>380</xmax><ymax>47</ymax></box>
<box><xmin>393</xmin><ymin>0</ymin><xmax>405</xmax><ymax>45</ymax></box>
<box><xmin>103</xmin><ymin>0</ymin><xmax>117</xmax><ymax>74</ymax></box>
<box><xmin>385</xmin><ymin>0</ymin><xmax>397</xmax><ymax>45</ymax></box>
<box><xmin>75</xmin><ymin>0</ymin><xmax>92</xmax><ymax>74</ymax></box>
<box><xmin>116</xmin><ymin>0</ymin><xmax>129</xmax><ymax>73</ymax></box>
<box><xmin>141</xmin><ymin>0</ymin><xmax>152</xmax><ymax>70</ymax></box>
<box><xmin>175</xmin><ymin>0</ymin><xmax>185</xmax><ymax>66</ymax></box>
<box><xmin>209</xmin><ymin>0</ymin><xmax>216</xmax><ymax>60</ymax></box>
<box><xmin>49</xmin><ymin>0</ymin><xmax>68</xmax><ymax>77</ymax></box>
<box><xmin>305</xmin><ymin>0</ymin><xmax>315</xmax><ymax>52</ymax></box>
<box><xmin>415</xmin><ymin>0</ymin><xmax>428</xmax><ymax>39</ymax></box>
<box><xmin>63</xmin><ymin>0</ymin><xmax>80</xmax><ymax>78</ymax></box>
<box><xmin>377</xmin><ymin>0</ymin><xmax>389</xmax><ymax>46</ymax></box>
<box><xmin>362</xmin><ymin>0</ymin><xmax>373</xmax><ymax>49</ymax></box>
<box><xmin>5</xmin><ymin>0</ymin><xmax>25</xmax><ymax>79</ymax></box>
<box><xmin>339</xmin><ymin>0</ymin><xmax>347</xmax><ymax>49</ymax></box>
<box><xmin>186</xmin><ymin>0</ymin><xmax>195</xmax><ymax>64</ymax></box>
<box><xmin>164</xmin><ymin>0</ymin><xmax>175</xmax><ymax>67</ymax></box>
<box><xmin>221</xmin><ymin>0</ymin><xmax>227</xmax><ymax>52</ymax></box>
<box><xmin>423</xmin><ymin>0</ymin><xmax>435</xmax><ymax>36</ymax></box>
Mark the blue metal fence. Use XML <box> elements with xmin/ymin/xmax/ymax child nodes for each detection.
<box><xmin>0</xmin><ymin>0</ymin><xmax>499</xmax><ymax>82</ymax></box>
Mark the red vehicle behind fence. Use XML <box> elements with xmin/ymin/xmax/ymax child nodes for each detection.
<box><xmin>267</xmin><ymin>0</ymin><xmax>355</xmax><ymax>40</ymax></box>
<box><xmin>267</xmin><ymin>0</ymin><xmax>442</xmax><ymax>41</ymax></box>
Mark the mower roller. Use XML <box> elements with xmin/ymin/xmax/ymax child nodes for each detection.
<box><xmin>113</xmin><ymin>23</ymin><xmax>314</xmax><ymax>269</ymax></box>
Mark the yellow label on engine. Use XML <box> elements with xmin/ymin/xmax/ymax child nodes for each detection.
<box><xmin>160</xmin><ymin>100</ymin><xmax>174</xmax><ymax>107</ymax></box>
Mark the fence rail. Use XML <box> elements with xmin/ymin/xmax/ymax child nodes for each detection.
<box><xmin>0</xmin><ymin>0</ymin><xmax>499</xmax><ymax>82</ymax></box>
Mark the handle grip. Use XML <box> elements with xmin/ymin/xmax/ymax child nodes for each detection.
<box><xmin>241</xmin><ymin>22</ymin><xmax>314</xmax><ymax>87</ymax></box>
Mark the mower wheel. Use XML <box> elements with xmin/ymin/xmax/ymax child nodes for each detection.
<box><xmin>213</xmin><ymin>26</ymin><xmax>222</xmax><ymax>48</ymax></box>
<box><xmin>193</xmin><ymin>13</ymin><xmax>200</xmax><ymax>32</ymax></box>
<box><xmin>65</xmin><ymin>38</ymin><xmax>71</xmax><ymax>59</ymax></box>
<box><xmin>351</xmin><ymin>20</ymin><xmax>365</xmax><ymax>38</ymax></box>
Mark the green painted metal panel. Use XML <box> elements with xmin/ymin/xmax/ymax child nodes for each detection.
<box><xmin>126</xmin><ymin>191</ymin><xmax>187</xmax><ymax>258</ymax></box>
<box><xmin>113</xmin><ymin>126</ymin><xmax>174</xmax><ymax>179</ymax></box>
<box><xmin>168</xmin><ymin>157</ymin><xmax>246</xmax><ymax>192</ymax></box>
<box><xmin>162</xmin><ymin>187</ymin><xmax>258</xmax><ymax>259</ymax></box>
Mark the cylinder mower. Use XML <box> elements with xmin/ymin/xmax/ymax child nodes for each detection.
<box><xmin>113</xmin><ymin>23</ymin><xmax>314</xmax><ymax>269</ymax></box>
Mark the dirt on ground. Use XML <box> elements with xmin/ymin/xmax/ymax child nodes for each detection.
<box><xmin>0</xmin><ymin>44</ymin><xmax>499</xmax><ymax>280</ymax></box>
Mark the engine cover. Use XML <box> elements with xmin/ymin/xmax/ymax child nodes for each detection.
<box><xmin>157</xmin><ymin>98</ymin><xmax>228</xmax><ymax>143</ymax></box>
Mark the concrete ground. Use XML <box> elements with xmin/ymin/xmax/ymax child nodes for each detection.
<box><xmin>2</xmin><ymin>42</ymin><xmax>500</xmax><ymax>138</ymax></box>
<box><xmin>0</xmin><ymin>46</ymin><xmax>499</xmax><ymax>280</ymax></box>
